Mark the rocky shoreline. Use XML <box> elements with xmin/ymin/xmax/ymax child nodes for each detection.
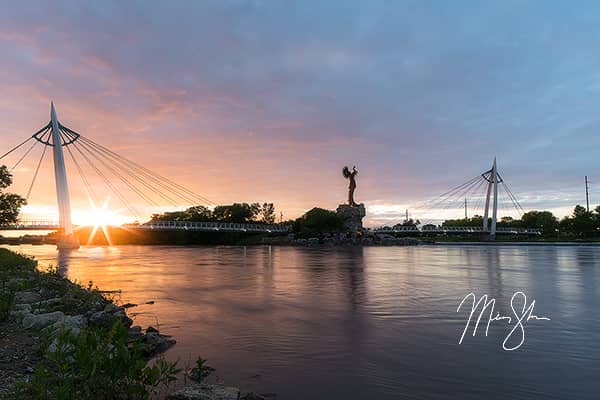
<box><xmin>0</xmin><ymin>248</ymin><xmax>277</xmax><ymax>400</ymax></box>
<box><xmin>0</xmin><ymin>249</ymin><xmax>176</xmax><ymax>398</ymax></box>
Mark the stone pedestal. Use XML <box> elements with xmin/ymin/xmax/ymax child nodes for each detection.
<box><xmin>336</xmin><ymin>203</ymin><xmax>366</xmax><ymax>232</ymax></box>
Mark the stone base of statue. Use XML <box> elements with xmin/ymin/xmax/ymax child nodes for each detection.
<box><xmin>57</xmin><ymin>234</ymin><xmax>80</xmax><ymax>250</ymax></box>
<box><xmin>336</xmin><ymin>203</ymin><xmax>366</xmax><ymax>233</ymax></box>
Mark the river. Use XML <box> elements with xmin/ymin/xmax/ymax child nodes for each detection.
<box><xmin>3</xmin><ymin>244</ymin><xmax>599</xmax><ymax>399</ymax></box>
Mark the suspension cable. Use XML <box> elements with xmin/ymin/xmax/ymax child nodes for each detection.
<box><xmin>25</xmin><ymin>144</ymin><xmax>47</xmax><ymax>201</ymax></box>
<box><xmin>0</xmin><ymin>137</ymin><xmax>35</xmax><ymax>161</ymax></box>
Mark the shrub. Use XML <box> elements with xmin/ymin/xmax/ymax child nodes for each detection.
<box><xmin>12</xmin><ymin>321</ymin><xmax>180</xmax><ymax>400</ymax></box>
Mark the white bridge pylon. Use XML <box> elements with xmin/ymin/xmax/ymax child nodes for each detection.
<box><xmin>482</xmin><ymin>157</ymin><xmax>499</xmax><ymax>239</ymax></box>
<box><xmin>49</xmin><ymin>103</ymin><xmax>79</xmax><ymax>248</ymax></box>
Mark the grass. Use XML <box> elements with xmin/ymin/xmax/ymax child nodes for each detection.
<box><xmin>0</xmin><ymin>249</ymin><xmax>36</xmax><ymax>321</ymax></box>
<box><xmin>11</xmin><ymin>321</ymin><xmax>180</xmax><ymax>400</ymax></box>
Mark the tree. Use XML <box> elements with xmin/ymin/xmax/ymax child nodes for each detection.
<box><xmin>0</xmin><ymin>165</ymin><xmax>26</xmax><ymax>224</ymax></box>
<box><xmin>394</xmin><ymin>218</ymin><xmax>420</xmax><ymax>228</ymax></box>
<box><xmin>293</xmin><ymin>207</ymin><xmax>343</xmax><ymax>237</ymax></box>
<box><xmin>212</xmin><ymin>203</ymin><xmax>258</xmax><ymax>223</ymax></box>
<box><xmin>259</xmin><ymin>203</ymin><xmax>275</xmax><ymax>224</ymax></box>
<box><xmin>520</xmin><ymin>210</ymin><xmax>558</xmax><ymax>235</ymax></box>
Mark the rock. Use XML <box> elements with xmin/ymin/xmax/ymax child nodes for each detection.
<box><xmin>168</xmin><ymin>383</ymin><xmax>240</xmax><ymax>400</ymax></box>
<box><xmin>39</xmin><ymin>287</ymin><xmax>54</xmax><ymax>299</ymax></box>
<box><xmin>43</xmin><ymin>315</ymin><xmax>86</xmax><ymax>337</ymax></box>
<box><xmin>146</xmin><ymin>326</ymin><xmax>159</xmax><ymax>334</ymax></box>
<box><xmin>128</xmin><ymin>326</ymin><xmax>144</xmax><ymax>339</ymax></box>
<box><xmin>141</xmin><ymin>332</ymin><xmax>176</xmax><ymax>357</ymax></box>
<box><xmin>21</xmin><ymin>311</ymin><xmax>65</xmax><ymax>330</ymax></box>
<box><xmin>14</xmin><ymin>304</ymin><xmax>32</xmax><ymax>313</ymax></box>
<box><xmin>113</xmin><ymin>310</ymin><xmax>133</xmax><ymax>328</ymax></box>
<box><xmin>90</xmin><ymin>308</ymin><xmax>132</xmax><ymax>328</ymax></box>
<box><xmin>104</xmin><ymin>303</ymin><xmax>120</xmax><ymax>313</ymax></box>
<box><xmin>307</xmin><ymin>237</ymin><xmax>320</xmax><ymax>245</ymax></box>
<box><xmin>14</xmin><ymin>291</ymin><xmax>41</xmax><ymax>304</ymax></box>
<box><xmin>336</xmin><ymin>203</ymin><xmax>366</xmax><ymax>232</ymax></box>
<box><xmin>89</xmin><ymin>311</ymin><xmax>115</xmax><ymax>328</ymax></box>
<box><xmin>122</xmin><ymin>302</ymin><xmax>138</xmax><ymax>309</ymax></box>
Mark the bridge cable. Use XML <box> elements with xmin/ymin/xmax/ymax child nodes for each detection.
<box><xmin>25</xmin><ymin>144</ymin><xmax>47</xmax><ymax>201</ymax></box>
<box><xmin>69</xmin><ymin>136</ymin><xmax>141</xmax><ymax>220</ymax></box>
<box><xmin>10</xmin><ymin>139</ymin><xmax>40</xmax><ymax>171</ymax></box>
<box><xmin>78</xmin><ymin>136</ymin><xmax>215</xmax><ymax>206</ymax></box>
<box><xmin>65</xmin><ymin>142</ymin><xmax>99</xmax><ymax>207</ymax></box>
<box><xmin>0</xmin><ymin>136</ymin><xmax>35</xmax><ymax>161</ymax></box>
<box><xmin>72</xmin><ymin>135</ymin><xmax>161</xmax><ymax>208</ymax></box>
<box><xmin>75</xmin><ymin>136</ymin><xmax>187</xmax><ymax>207</ymax></box>
<box><xmin>83</xmin><ymin>135</ymin><xmax>215</xmax><ymax>206</ymax></box>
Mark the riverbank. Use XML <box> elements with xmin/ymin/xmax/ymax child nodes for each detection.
<box><xmin>0</xmin><ymin>248</ymin><xmax>278</xmax><ymax>400</ymax></box>
<box><xmin>0</xmin><ymin>248</ymin><xmax>179</xmax><ymax>399</ymax></box>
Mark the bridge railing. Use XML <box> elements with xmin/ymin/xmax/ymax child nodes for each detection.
<box><xmin>375</xmin><ymin>226</ymin><xmax>542</xmax><ymax>235</ymax></box>
<box><xmin>0</xmin><ymin>220</ymin><xmax>61</xmax><ymax>229</ymax></box>
<box><xmin>130</xmin><ymin>220</ymin><xmax>291</xmax><ymax>233</ymax></box>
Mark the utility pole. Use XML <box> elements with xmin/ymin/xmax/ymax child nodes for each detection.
<box><xmin>280</xmin><ymin>211</ymin><xmax>283</xmax><ymax>224</ymax></box>
<box><xmin>585</xmin><ymin>176</ymin><xmax>590</xmax><ymax>212</ymax></box>
<box><xmin>464</xmin><ymin>198</ymin><xmax>468</xmax><ymax>220</ymax></box>
<box><xmin>405</xmin><ymin>209</ymin><xmax>409</xmax><ymax>223</ymax></box>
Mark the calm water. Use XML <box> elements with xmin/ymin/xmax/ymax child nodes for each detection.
<box><xmin>4</xmin><ymin>244</ymin><xmax>600</xmax><ymax>399</ymax></box>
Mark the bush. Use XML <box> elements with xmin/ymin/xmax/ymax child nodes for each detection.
<box><xmin>12</xmin><ymin>321</ymin><xmax>180</xmax><ymax>400</ymax></box>
<box><xmin>293</xmin><ymin>207</ymin><xmax>343</xmax><ymax>238</ymax></box>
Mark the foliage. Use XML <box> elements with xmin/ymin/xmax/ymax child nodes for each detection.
<box><xmin>293</xmin><ymin>207</ymin><xmax>343</xmax><ymax>237</ymax></box>
<box><xmin>212</xmin><ymin>203</ymin><xmax>260</xmax><ymax>223</ymax></box>
<box><xmin>258</xmin><ymin>202</ymin><xmax>276</xmax><ymax>224</ymax></box>
<box><xmin>521</xmin><ymin>211</ymin><xmax>558</xmax><ymax>236</ymax></box>
<box><xmin>559</xmin><ymin>205</ymin><xmax>600</xmax><ymax>238</ymax></box>
<box><xmin>0</xmin><ymin>283</ymin><xmax>15</xmax><ymax>322</ymax></box>
<box><xmin>150</xmin><ymin>202</ymin><xmax>277</xmax><ymax>224</ymax></box>
<box><xmin>442</xmin><ymin>215</ymin><xmax>484</xmax><ymax>227</ymax></box>
<box><xmin>394</xmin><ymin>218</ymin><xmax>420</xmax><ymax>228</ymax></box>
<box><xmin>0</xmin><ymin>165</ymin><xmax>27</xmax><ymax>224</ymax></box>
<box><xmin>12</xmin><ymin>321</ymin><xmax>180</xmax><ymax>400</ymax></box>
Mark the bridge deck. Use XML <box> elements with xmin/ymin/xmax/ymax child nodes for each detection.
<box><xmin>375</xmin><ymin>226</ymin><xmax>542</xmax><ymax>234</ymax></box>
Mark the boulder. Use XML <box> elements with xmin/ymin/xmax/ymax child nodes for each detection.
<box><xmin>140</xmin><ymin>332</ymin><xmax>176</xmax><ymax>357</ymax></box>
<box><xmin>14</xmin><ymin>291</ymin><xmax>41</xmax><ymax>304</ymax></box>
<box><xmin>43</xmin><ymin>314</ymin><xmax>86</xmax><ymax>337</ymax></box>
<box><xmin>168</xmin><ymin>384</ymin><xmax>240</xmax><ymax>400</ymax></box>
<box><xmin>21</xmin><ymin>311</ymin><xmax>65</xmax><ymax>330</ymax></box>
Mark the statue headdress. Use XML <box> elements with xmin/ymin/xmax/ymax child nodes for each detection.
<box><xmin>342</xmin><ymin>166</ymin><xmax>351</xmax><ymax>178</ymax></box>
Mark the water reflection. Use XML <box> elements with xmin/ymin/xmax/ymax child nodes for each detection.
<box><xmin>3</xmin><ymin>244</ymin><xmax>600</xmax><ymax>399</ymax></box>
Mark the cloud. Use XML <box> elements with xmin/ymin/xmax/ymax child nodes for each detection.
<box><xmin>1</xmin><ymin>0</ymin><xmax>600</xmax><ymax>224</ymax></box>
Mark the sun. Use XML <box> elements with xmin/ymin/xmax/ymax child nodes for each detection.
<box><xmin>73</xmin><ymin>200</ymin><xmax>127</xmax><ymax>246</ymax></box>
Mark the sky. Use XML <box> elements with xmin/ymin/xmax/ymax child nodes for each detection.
<box><xmin>1</xmin><ymin>0</ymin><xmax>600</xmax><ymax>226</ymax></box>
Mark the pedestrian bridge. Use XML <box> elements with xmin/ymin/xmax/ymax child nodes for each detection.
<box><xmin>0</xmin><ymin>220</ymin><xmax>61</xmax><ymax>230</ymax></box>
<box><xmin>129</xmin><ymin>220</ymin><xmax>290</xmax><ymax>233</ymax></box>
<box><xmin>375</xmin><ymin>226</ymin><xmax>542</xmax><ymax>235</ymax></box>
<box><xmin>0</xmin><ymin>220</ymin><xmax>290</xmax><ymax>233</ymax></box>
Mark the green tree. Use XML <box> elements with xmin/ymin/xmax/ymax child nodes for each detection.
<box><xmin>563</xmin><ymin>205</ymin><xmax>596</xmax><ymax>238</ymax></box>
<box><xmin>520</xmin><ymin>210</ymin><xmax>558</xmax><ymax>235</ymax></box>
<box><xmin>0</xmin><ymin>165</ymin><xmax>26</xmax><ymax>224</ymax></box>
<box><xmin>259</xmin><ymin>203</ymin><xmax>276</xmax><ymax>224</ymax></box>
<box><xmin>442</xmin><ymin>215</ymin><xmax>483</xmax><ymax>227</ymax></box>
<box><xmin>212</xmin><ymin>203</ymin><xmax>259</xmax><ymax>223</ymax></box>
<box><xmin>293</xmin><ymin>207</ymin><xmax>343</xmax><ymax>237</ymax></box>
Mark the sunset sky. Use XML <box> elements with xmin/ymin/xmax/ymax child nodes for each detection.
<box><xmin>1</xmin><ymin>1</ymin><xmax>600</xmax><ymax>226</ymax></box>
